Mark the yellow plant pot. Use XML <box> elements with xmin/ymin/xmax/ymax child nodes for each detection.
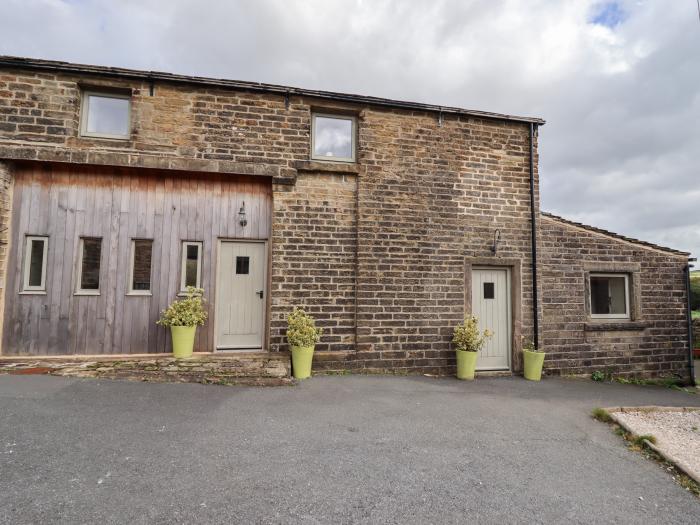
<box><xmin>291</xmin><ymin>345</ymin><xmax>314</xmax><ymax>379</ymax></box>
<box><xmin>171</xmin><ymin>326</ymin><xmax>196</xmax><ymax>359</ymax></box>
<box><xmin>523</xmin><ymin>349</ymin><xmax>546</xmax><ymax>381</ymax></box>
<box><xmin>456</xmin><ymin>350</ymin><xmax>478</xmax><ymax>380</ymax></box>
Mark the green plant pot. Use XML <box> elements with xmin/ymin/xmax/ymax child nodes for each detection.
<box><xmin>291</xmin><ymin>345</ymin><xmax>314</xmax><ymax>379</ymax></box>
<box><xmin>456</xmin><ymin>350</ymin><xmax>478</xmax><ymax>380</ymax></box>
<box><xmin>523</xmin><ymin>349</ymin><xmax>545</xmax><ymax>381</ymax></box>
<box><xmin>171</xmin><ymin>326</ymin><xmax>196</xmax><ymax>359</ymax></box>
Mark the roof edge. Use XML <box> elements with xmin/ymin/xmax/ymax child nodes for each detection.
<box><xmin>0</xmin><ymin>55</ymin><xmax>545</xmax><ymax>126</ymax></box>
<box><xmin>541</xmin><ymin>211</ymin><xmax>690</xmax><ymax>257</ymax></box>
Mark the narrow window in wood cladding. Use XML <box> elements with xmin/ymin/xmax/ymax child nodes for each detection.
<box><xmin>180</xmin><ymin>241</ymin><xmax>202</xmax><ymax>292</ymax></box>
<box><xmin>129</xmin><ymin>239</ymin><xmax>153</xmax><ymax>295</ymax></box>
<box><xmin>76</xmin><ymin>237</ymin><xmax>102</xmax><ymax>295</ymax></box>
<box><xmin>22</xmin><ymin>236</ymin><xmax>48</xmax><ymax>293</ymax></box>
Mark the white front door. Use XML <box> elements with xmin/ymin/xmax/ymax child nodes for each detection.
<box><xmin>471</xmin><ymin>268</ymin><xmax>511</xmax><ymax>370</ymax></box>
<box><xmin>216</xmin><ymin>241</ymin><xmax>266</xmax><ymax>350</ymax></box>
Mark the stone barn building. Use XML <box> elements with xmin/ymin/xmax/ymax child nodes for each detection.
<box><xmin>0</xmin><ymin>56</ymin><xmax>694</xmax><ymax>380</ymax></box>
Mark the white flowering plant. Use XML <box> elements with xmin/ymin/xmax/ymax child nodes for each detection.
<box><xmin>286</xmin><ymin>308</ymin><xmax>323</xmax><ymax>348</ymax></box>
<box><xmin>156</xmin><ymin>287</ymin><xmax>208</xmax><ymax>327</ymax></box>
<box><xmin>452</xmin><ymin>316</ymin><xmax>493</xmax><ymax>352</ymax></box>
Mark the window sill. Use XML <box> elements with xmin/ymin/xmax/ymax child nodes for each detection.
<box><xmin>126</xmin><ymin>292</ymin><xmax>152</xmax><ymax>297</ymax></box>
<box><xmin>19</xmin><ymin>290</ymin><xmax>46</xmax><ymax>295</ymax></box>
<box><xmin>293</xmin><ymin>160</ymin><xmax>360</xmax><ymax>174</ymax></box>
<box><xmin>584</xmin><ymin>321</ymin><xmax>648</xmax><ymax>332</ymax></box>
<box><xmin>74</xmin><ymin>291</ymin><xmax>100</xmax><ymax>296</ymax></box>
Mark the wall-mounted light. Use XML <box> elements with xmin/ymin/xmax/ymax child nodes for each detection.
<box><xmin>491</xmin><ymin>229</ymin><xmax>501</xmax><ymax>255</ymax></box>
<box><xmin>238</xmin><ymin>201</ymin><xmax>248</xmax><ymax>227</ymax></box>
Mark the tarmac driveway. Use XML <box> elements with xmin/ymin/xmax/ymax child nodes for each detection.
<box><xmin>0</xmin><ymin>375</ymin><xmax>698</xmax><ymax>524</ymax></box>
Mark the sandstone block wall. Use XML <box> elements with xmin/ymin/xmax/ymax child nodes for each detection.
<box><xmin>539</xmin><ymin>214</ymin><xmax>690</xmax><ymax>379</ymax></box>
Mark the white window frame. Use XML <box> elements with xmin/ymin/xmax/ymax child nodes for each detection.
<box><xmin>311</xmin><ymin>113</ymin><xmax>357</xmax><ymax>163</ymax></box>
<box><xmin>589</xmin><ymin>273</ymin><xmax>630</xmax><ymax>320</ymax></box>
<box><xmin>75</xmin><ymin>237</ymin><xmax>102</xmax><ymax>296</ymax></box>
<box><xmin>79</xmin><ymin>90</ymin><xmax>132</xmax><ymax>140</ymax></box>
<box><xmin>127</xmin><ymin>239</ymin><xmax>153</xmax><ymax>296</ymax></box>
<box><xmin>21</xmin><ymin>236</ymin><xmax>48</xmax><ymax>294</ymax></box>
<box><xmin>179</xmin><ymin>241</ymin><xmax>203</xmax><ymax>294</ymax></box>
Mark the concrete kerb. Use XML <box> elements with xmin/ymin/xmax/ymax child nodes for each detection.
<box><xmin>605</xmin><ymin>406</ymin><xmax>700</xmax><ymax>485</ymax></box>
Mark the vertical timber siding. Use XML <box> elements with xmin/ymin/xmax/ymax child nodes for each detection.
<box><xmin>2</xmin><ymin>163</ymin><xmax>271</xmax><ymax>355</ymax></box>
<box><xmin>0</xmin><ymin>161</ymin><xmax>14</xmax><ymax>351</ymax></box>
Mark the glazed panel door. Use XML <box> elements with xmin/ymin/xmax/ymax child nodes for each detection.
<box><xmin>471</xmin><ymin>268</ymin><xmax>511</xmax><ymax>370</ymax></box>
<box><xmin>216</xmin><ymin>241</ymin><xmax>266</xmax><ymax>350</ymax></box>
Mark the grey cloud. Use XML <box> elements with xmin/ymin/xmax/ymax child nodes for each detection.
<box><xmin>1</xmin><ymin>0</ymin><xmax>697</xmax><ymax>258</ymax></box>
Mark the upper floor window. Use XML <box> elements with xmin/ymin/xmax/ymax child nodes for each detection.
<box><xmin>590</xmin><ymin>273</ymin><xmax>630</xmax><ymax>319</ymax></box>
<box><xmin>311</xmin><ymin>114</ymin><xmax>356</xmax><ymax>163</ymax></box>
<box><xmin>22</xmin><ymin>236</ymin><xmax>48</xmax><ymax>293</ymax></box>
<box><xmin>80</xmin><ymin>91</ymin><xmax>131</xmax><ymax>139</ymax></box>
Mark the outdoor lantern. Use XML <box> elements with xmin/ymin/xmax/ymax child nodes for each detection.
<box><xmin>238</xmin><ymin>201</ymin><xmax>248</xmax><ymax>227</ymax></box>
<box><xmin>491</xmin><ymin>228</ymin><xmax>501</xmax><ymax>254</ymax></box>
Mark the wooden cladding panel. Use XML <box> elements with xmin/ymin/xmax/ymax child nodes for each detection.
<box><xmin>3</xmin><ymin>163</ymin><xmax>271</xmax><ymax>355</ymax></box>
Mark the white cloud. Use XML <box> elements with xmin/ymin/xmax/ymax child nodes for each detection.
<box><xmin>1</xmin><ymin>0</ymin><xmax>698</xmax><ymax>259</ymax></box>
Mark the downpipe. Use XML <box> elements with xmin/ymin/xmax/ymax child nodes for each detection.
<box><xmin>685</xmin><ymin>263</ymin><xmax>696</xmax><ymax>386</ymax></box>
<box><xmin>529</xmin><ymin>123</ymin><xmax>539</xmax><ymax>349</ymax></box>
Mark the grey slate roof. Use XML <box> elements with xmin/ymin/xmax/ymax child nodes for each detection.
<box><xmin>0</xmin><ymin>55</ymin><xmax>545</xmax><ymax>126</ymax></box>
<box><xmin>541</xmin><ymin>211</ymin><xmax>690</xmax><ymax>257</ymax></box>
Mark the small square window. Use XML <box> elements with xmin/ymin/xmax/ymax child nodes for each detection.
<box><xmin>129</xmin><ymin>239</ymin><xmax>153</xmax><ymax>294</ymax></box>
<box><xmin>22</xmin><ymin>236</ymin><xmax>48</xmax><ymax>292</ymax></box>
<box><xmin>76</xmin><ymin>237</ymin><xmax>102</xmax><ymax>294</ymax></box>
<box><xmin>590</xmin><ymin>273</ymin><xmax>630</xmax><ymax>319</ymax></box>
<box><xmin>311</xmin><ymin>114</ymin><xmax>356</xmax><ymax>162</ymax></box>
<box><xmin>80</xmin><ymin>91</ymin><xmax>131</xmax><ymax>139</ymax></box>
<box><xmin>483</xmin><ymin>282</ymin><xmax>495</xmax><ymax>299</ymax></box>
<box><xmin>236</xmin><ymin>256</ymin><xmax>250</xmax><ymax>275</ymax></box>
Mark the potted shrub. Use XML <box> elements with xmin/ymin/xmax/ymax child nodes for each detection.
<box><xmin>452</xmin><ymin>316</ymin><xmax>492</xmax><ymax>380</ymax></box>
<box><xmin>522</xmin><ymin>339</ymin><xmax>545</xmax><ymax>381</ymax></box>
<box><xmin>156</xmin><ymin>286</ymin><xmax>208</xmax><ymax>359</ymax></box>
<box><xmin>286</xmin><ymin>308</ymin><xmax>322</xmax><ymax>379</ymax></box>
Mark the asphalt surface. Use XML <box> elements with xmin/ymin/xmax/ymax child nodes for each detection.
<box><xmin>0</xmin><ymin>375</ymin><xmax>698</xmax><ymax>524</ymax></box>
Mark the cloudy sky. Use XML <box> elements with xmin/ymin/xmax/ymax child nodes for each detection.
<box><xmin>2</xmin><ymin>0</ymin><xmax>698</xmax><ymax>259</ymax></box>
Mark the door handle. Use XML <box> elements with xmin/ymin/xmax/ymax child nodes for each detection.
<box><xmin>256</xmin><ymin>290</ymin><xmax>264</xmax><ymax>299</ymax></box>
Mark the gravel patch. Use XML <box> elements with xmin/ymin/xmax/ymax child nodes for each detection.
<box><xmin>614</xmin><ymin>408</ymin><xmax>700</xmax><ymax>479</ymax></box>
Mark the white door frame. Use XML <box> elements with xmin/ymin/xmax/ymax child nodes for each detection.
<box><xmin>214</xmin><ymin>239</ymin><xmax>268</xmax><ymax>352</ymax></box>
<box><xmin>472</xmin><ymin>266</ymin><xmax>512</xmax><ymax>371</ymax></box>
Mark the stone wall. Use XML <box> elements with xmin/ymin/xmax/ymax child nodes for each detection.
<box><xmin>539</xmin><ymin>214</ymin><xmax>690</xmax><ymax>379</ymax></box>
<box><xmin>1</xmin><ymin>62</ymin><xmax>690</xmax><ymax>379</ymax></box>
<box><xmin>351</xmin><ymin>109</ymin><xmax>538</xmax><ymax>374</ymax></box>
<box><xmin>0</xmin><ymin>353</ymin><xmax>292</xmax><ymax>386</ymax></box>
<box><xmin>0</xmin><ymin>68</ymin><xmax>308</xmax><ymax>181</ymax></box>
<box><xmin>270</xmin><ymin>170</ymin><xmax>358</xmax><ymax>353</ymax></box>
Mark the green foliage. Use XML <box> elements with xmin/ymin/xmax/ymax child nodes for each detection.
<box><xmin>156</xmin><ymin>287</ymin><xmax>208</xmax><ymax>327</ymax></box>
<box><xmin>591</xmin><ymin>370</ymin><xmax>606</xmax><ymax>382</ymax></box>
<box><xmin>286</xmin><ymin>308</ymin><xmax>322</xmax><ymax>348</ymax></box>
<box><xmin>522</xmin><ymin>339</ymin><xmax>543</xmax><ymax>353</ymax></box>
<box><xmin>690</xmin><ymin>272</ymin><xmax>700</xmax><ymax>311</ymax></box>
<box><xmin>452</xmin><ymin>316</ymin><xmax>493</xmax><ymax>352</ymax></box>
<box><xmin>591</xmin><ymin>407</ymin><xmax>612</xmax><ymax>423</ymax></box>
<box><xmin>631</xmin><ymin>434</ymin><xmax>657</xmax><ymax>447</ymax></box>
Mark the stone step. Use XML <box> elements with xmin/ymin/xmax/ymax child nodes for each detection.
<box><xmin>0</xmin><ymin>352</ymin><xmax>293</xmax><ymax>385</ymax></box>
